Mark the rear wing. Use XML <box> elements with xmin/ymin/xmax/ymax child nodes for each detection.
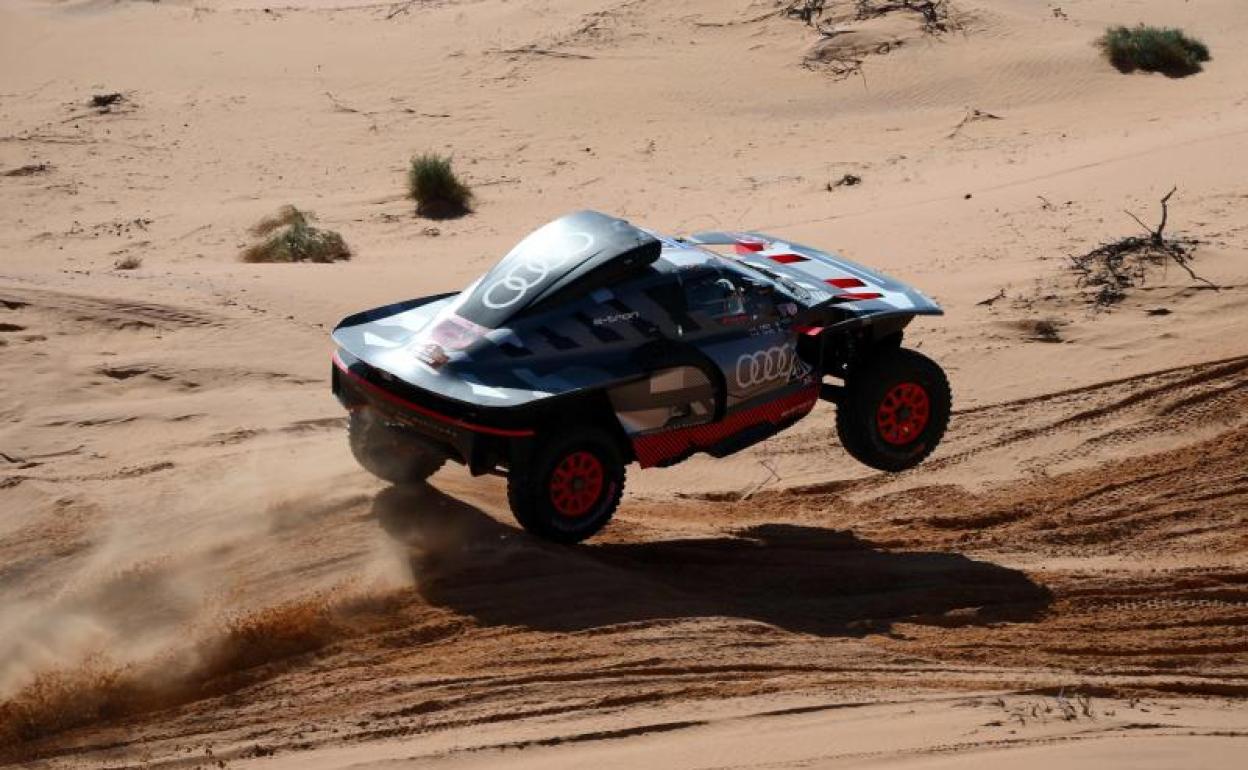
<box><xmin>686</xmin><ymin>231</ymin><xmax>942</xmax><ymax>323</ymax></box>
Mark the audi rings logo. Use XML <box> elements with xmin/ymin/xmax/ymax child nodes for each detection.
<box><xmin>481</xmin><ymin>231</ymin><xmax>595</xmax><ymax>310</ymax></box>
<box><xmin>735</xmin><ymin>345</ymin><xmax>796</xmax><ymax>389</ymax></box>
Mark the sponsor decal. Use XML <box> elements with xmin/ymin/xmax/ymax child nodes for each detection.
<box><xmin>791</xmin><ymin>356</ymin><xmax>814</xmax><ymax>383</ymax></box>
<box><xmin>735</xmin><ymin>344</ymin><xmax>796</xmax><ymax>389</ymax></box>
<box><xmin>412</xmin><ymin>342</ymin><xmax>449</xmax><ymax>369</ymax></box>
<box><xmin>592</xmin><ymin>311</ymin><xmax>640</xmax><ymax>326</ymax></box>
<box><xmin>481</xmin><ymin>230</ymin><xmax>595</xmax><ymax>309</ymax></box>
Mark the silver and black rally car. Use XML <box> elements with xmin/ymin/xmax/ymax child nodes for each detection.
<box><xmin>332</xmin><ymin>210</ymin><xmax>950</xmax><ymax>542</ymax></box>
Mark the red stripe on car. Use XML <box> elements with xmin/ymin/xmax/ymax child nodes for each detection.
<box><xmin>826</xmin><ymin>277</ymin><xmax>866</xmax><ymax>288</ymax></box>
<box><xmin>632</xmin><ymin>385</ymin><xmax>819</xmax><ymax>468</ymax></box>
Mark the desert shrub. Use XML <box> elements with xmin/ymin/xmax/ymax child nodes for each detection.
<box><xmin>90</xmin><ymin>93</ymin><xmax>124</xmax><ymax>109</ymax></box>
<box><xmin>408</xmin><ymin>153</ymin><xmax>473</xmax><ymax>219</ymax></box>
<box><xmin>248</xmin><ymin>204</ymin><xmax>307</xmax><ymax>237</ymax></box>
<box><xmin>240</xmin><ymin>206</ymin><xmax>351</xmax><ymax>263</ymax></box>
<box><xmin>1098</xmin><ymin>25</ymin><xmax>1209</xmax><ymax>76</ymax></box>
<box><xmin>1031</xmin><ymin>319</ymin><xmax>1062</xmax><ymax>343</ymax></box>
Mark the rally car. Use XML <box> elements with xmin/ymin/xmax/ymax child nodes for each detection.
<box><xmin>332</xmin><ymin>210</ymin><xmax>950</xmax><ymax>542</ymax></box>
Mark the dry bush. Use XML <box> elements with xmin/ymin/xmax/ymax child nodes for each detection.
<box><xmin>792</xmin><ymin>0</ymin><xmax>952</xmax><ymax>78</ymax></box>
<box><xmin>248</xmin><ymin>204</ymin><xmax>307</xmax><ymax>237</ymax></box>
<box><xmin>1030</xmin><ymin>319</ymin><xmax>1062</xmax><ymax>343</ymax></box>
<box><xmin>1099</xmin><ymin>25</ymin><xmax>1210</xmax><ymax>77</ymax></box>
<box><xmin>408</xmin><ymin>153</ymin><xmax>473</xmax><ymax>219</ymax></box>
<box><xmin>89</xmin><ymin>93</ymin><xmax>124</xmax><ymax>109</ymax></box>
<box><xmin>240</xmin><ymin>206</ymin><xmax>351</xmax><ymax>263</ymax></box>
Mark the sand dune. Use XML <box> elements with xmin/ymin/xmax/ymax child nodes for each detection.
<box><xmin>1</xmin><ymin>0</ymin><xmax>1246</xmax><ymax>766</ymax></box>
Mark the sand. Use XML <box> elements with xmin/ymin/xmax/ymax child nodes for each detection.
<box><xmin>0</xmin><ymin>0</ymin><xmax>1246</xmax><ymax>767</ymax></box>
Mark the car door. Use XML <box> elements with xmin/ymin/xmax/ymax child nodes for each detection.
<box><xmin>677</xmin><ymin>266</ymin><xmax>794</xmax><ymax>410</ymax></box>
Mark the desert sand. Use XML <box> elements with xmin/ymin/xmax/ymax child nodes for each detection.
<box><xmin>1</xmin><ymin>0</ymin><xmax>1246</xmax><ymax>767</ymax></box>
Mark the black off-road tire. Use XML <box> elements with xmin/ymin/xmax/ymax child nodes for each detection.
<box><xmin>836</xmin><ymin>348</ymin><xmax>951</xmax><ymax>472</ymax></box>
<box><xmin>507</xmin><ymin>427</ymin><xmax>626</xmax><ymax>544</ymax></box>
<box><xmin>349</xmin><ymin>410</ymin><xmax>448</xmax><ymax>485</ymax></box>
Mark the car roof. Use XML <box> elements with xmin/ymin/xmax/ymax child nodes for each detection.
<box><xmin>653</xmin><ymin>236</ymin><xmax>781</xmax><ymax>285</ymax></box>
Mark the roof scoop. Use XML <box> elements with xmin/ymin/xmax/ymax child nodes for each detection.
<box><xmin>455</xmin><ymin>210</ymin><xmax>661</xmax><ymax>328</ymax></box>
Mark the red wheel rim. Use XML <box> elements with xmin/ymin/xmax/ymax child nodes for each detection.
<box><xmin>876</xmin><ymin>382</ymin><xmax>930</xmax><ymax>446</ymax></box>
<box><xmin>549</xmin><ymin>450</ymin><xmax>605</xmax><ymax>518</ymax></box>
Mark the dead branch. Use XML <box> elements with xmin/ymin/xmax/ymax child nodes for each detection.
<box><xmin>856</xmin><ymin>0</ymin><xmax>949</xmax><ymax>33</ymax></box>
<box><xmin>1155</xmin><ymin>185</ymin><xmax>1175</xmax><ymax>243</ymax></box>
<box><xmin>498</xmin><ymin>46</ymin><xmax>594</xmax><ymax>60</ymax></box>
<box><xmin>1069</xmin><ymin>186</ymin><xmax>1216</xmax><ymax>308</ymax></box>
<box><xmin>692</xmin><ymin>10</ymin><xmax>778</xmax><ymax>27</ymax></box>
<box><xmin>784</xmin><ymin>0</ymin><xmax>826</xmax><ymax>25</ymax></box>
<box><xmin>789</xmin><ymin>0</ymin><xmax>952</xmax><ymax>38</ymax></box>
<box><xmin>742</xmin><ymin>459</ymin><xmax>781</xmax><ymax>500</ymax></box>
<box><xmin>1124</xmin><ymin>209</ymin><xmax>1154</xmax><ymax>236</ymax></box>
<box><xmin>976</xmin><ymin>288</ymin><xmax>1007</xmax><ymax>307</ymax></box>
<box><xmin>803</xmin><ymin>54</ymin><xmax>866</xmax><ymax>81</ymax></box>
<box><xmin>2</xmin><ymin>162</ymin><xmax>51</xmax><ymax>177</ymax></box>
<box><xmin>385</xmin><ymin>1</ymin><xmax>418</xmax><ymax>20</ymax></box>
<box><xmin>324</xmin><ymin>91</ymin><xmax>359</xmax><ymax>114</ymax></box>
<box><xmin>1124</xmin><ymin>185</ymin><xmax>1177</xmax><ymax>243</ymax></box>
<box><xmin>948</xmin><ymin>108</ymin><xmax>1003</xmax><ymax>138</ymax></box>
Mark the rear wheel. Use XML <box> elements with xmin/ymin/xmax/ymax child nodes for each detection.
<box><xmin>508</xmin><ymin>427</ymin><xmax>625</xmax><ymax>544</ymax></box>
<box><xmin>836</xmin><ymin>348</ymin><xmax>951</xmax><ymax>472</ymax></box>
<box><xmin>349</xmin><ymin>409</ymin><xmax>448</xmax><ymax>484</ymax></box>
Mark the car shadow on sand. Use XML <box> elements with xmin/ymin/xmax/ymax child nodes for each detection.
<box><xmin>373</xmin><ymin>484</ymin><xmax>1052</xmax><ymax>638</ymax></box>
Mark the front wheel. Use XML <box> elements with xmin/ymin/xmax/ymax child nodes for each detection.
<box><xmin>836</xmin><ymin>348</ymin><xmax>951</xmax><ymax>472</ymax></box>
<box><xmin>507</xmin><ymin>427</ymin><xmax>626</xmax><ymax>544</ymax></box>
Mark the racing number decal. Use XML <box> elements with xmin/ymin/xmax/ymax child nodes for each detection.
<box><xmin>482</xmin><ymin>231</ymin><xmax>595</xmax><ymax>309</ymax></box>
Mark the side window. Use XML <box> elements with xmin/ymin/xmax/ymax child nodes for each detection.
<box><xmin>682</xmin><ymin>269</ymin><xmax>776</xmax><ymax>327</ymax></box>
<box><xmin>738</xmin><ymin>277</ymin><xmax>778</xmax><ymax>321</ymax></box>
